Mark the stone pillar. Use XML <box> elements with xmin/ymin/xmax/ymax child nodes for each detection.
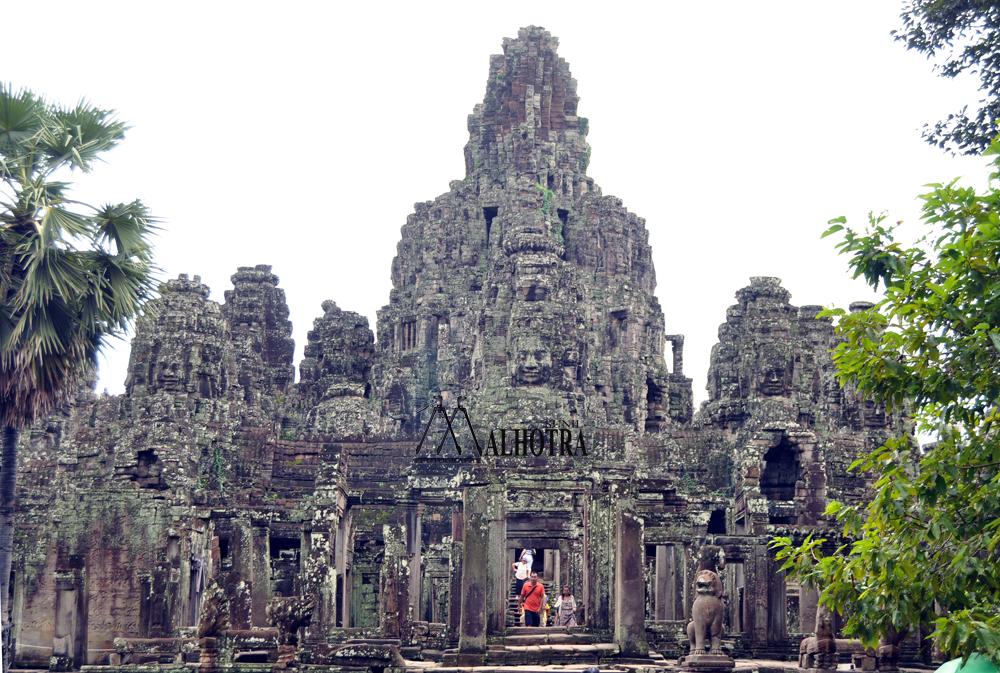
<box><xmin>585</xmin><ymin>492</ymin><xmax>615</xmax><ymax>630</ymax></box>
<box><xmin>448</xmin><ymin>508</ymin><xmax>463</xmax><ymax>647</ymax></box>
<box><xmin>751</xmin><ymin>544</ymin><xmax>769</xmax><ymax>648</ymax></box>
<box><xmin>380</xmin><ymin>523</ymin><xmax>410</xmax><ymax>640</ymax></box>
<box><xmin>554</xmin><ymin>549</ymin><xmax>562</xmax><ymax>588</ymax></box>
<box><xmin>228</xmin><ymin>516</ymin><xmax>254</xmax><ymax>629</ymax></box>
<box><xmin>800</xmin><ymin>582</ymin><xmax>819</xmax><ymax>639</ymax></box>
<box><xmin>407</xmin><ymin>505</ymin><xmax>424</xmax><ymax>622</ymax></box>
<box><xmin>149</xmin><ymin>563</ymin><xmax>169</xmax><ymax>637</ymax></box>
<box><xmin>486</xmin><ymin>484</ymin><xmax>507</xmax><ymax>635</ymax></box>
<box><xmin>768</xmin><ymin>558</ymin><xmax>787</xmax><ymax>644</ymax></box>
<box><xmin>251</xmin><ymin>525</ymin><xmax>271</xmax><ymax>627</ymax></box>
<box><xmin>666</xmin><ymin>335</ymin><xmax>684</xmax><ymax>375</ymax></box>
<box><xmin>458</xmin><ymin>486</ymin><xmax>488</xmax><ymax>665</ymax></box>
<box><xmin>654</xmin><ymin>545</ymin><xmax>668</xmax><ymax>620</ymax></box>
<box><xmin>49</xmin><ymin>557</ymin><xmax>85</xmax><ymax>673</ymax></box>
<box><xmin>335</xmin><ymin>516</ymin><xmax>349</xmax><ymax>628</ymax></box>
<box><xmin>614</xmin><ymin>499</ymin><xmax>648</xmax><ymax>656</ymax></box>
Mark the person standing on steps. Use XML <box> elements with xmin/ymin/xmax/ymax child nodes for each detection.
<box><xmin>519</xmin><ymin>572</ymin><xmax>545</xmax><ymax>627</ymax></box>
<box><xmin>554</xmin><ymin>585</ymin><xmax>578</xmax><ymax>626</ymax></box>
<box><xmin>512</xmin><ymin>557</ymin><xmax>530</xmax><ymax>596</ymax></box>
<box><xmin>520</xmin><ymin>548</ymin><xmax>535</xmax><ymax>573</ymax></box>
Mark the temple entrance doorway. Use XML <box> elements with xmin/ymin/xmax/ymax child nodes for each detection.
<box><xmin>506</xmin><ymin>533</ymin><xmax>583</xmax><ymax>627</ymax></box>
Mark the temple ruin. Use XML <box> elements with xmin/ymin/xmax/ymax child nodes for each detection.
<box><xmin>11</xmin><ymin>26</ymin><xmax>905</xmax><ymax>673</ymax></box>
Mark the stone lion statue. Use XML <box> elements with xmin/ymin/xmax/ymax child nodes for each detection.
<box><xmin>197</xmin><ymin>579</ymin><xmax>230</xmax><ymax>639</ymax></box>
<box><xmin>799</xmin><ymin>603</ymin><xmax>837</xmax><ymax>670</ymax></box>
<box><xmin>687</xmin><ymin>569</ymin><xmax>725</xmax><ymax>656</ymax></box>
<box><xmin>266</xmin><ymin>595</ymin><xmax>317</xmax><ymax>646</ymax></box>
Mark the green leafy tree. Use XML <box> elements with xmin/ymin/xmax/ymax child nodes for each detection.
<box><xmin>773</xmin><ymin>139</ymin><xmax>1000</xmax><ymax>662</ymax></box>
<box><xmin>0</xmin><ymin>85</ymin><xmax>157</xmax><ymax>661</ymax></box>
<box><xmin>895</xmin><ymin>1</ymin><xmax>1000</xmax><ymax>155</ymax></box>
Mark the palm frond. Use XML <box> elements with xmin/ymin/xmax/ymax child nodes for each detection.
<box><xmin>0</xmin><ymin>84</ymin><xmax>157</xmax><ymax>428</ymax></box>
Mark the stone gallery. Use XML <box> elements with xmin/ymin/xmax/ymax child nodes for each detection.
<box><xmin>11</xmin><ymin>26</ymin><xmax>904</xmax><ymax>673</ymax></box>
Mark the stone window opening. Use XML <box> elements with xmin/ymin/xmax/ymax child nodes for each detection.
<box><xmin>269</xmin><ymin>536</ymin><xmax>300</xmax><ymax>597</ymax></box>
<box><xmin>219</xmin><ymin>537</ymin><xmax>231</xmax><ymax>559</ymax></box>
<box><xmin>786</xmin><ymin>580</ymin><xmax>801</xmax><ymax>634</ymax></box>
<box><xmin>400</xmin><ymin>320</ymin><xmax>417</xmax><ymax>351</ymax></box>
<box><xmin>483</xmin><ymin>207</ymin><xmax>498</xmax><ymax>247</ymax></box>
<box><xmin>761</xmin><ymin>439</ymin><xmax>800</xmax><ymax>502</ymax></box>
<box><xmin>707</xmin><ymin>508</ymin><xmax>727</xmax><ymax>535</ymax></box>
<box><xmin>522</xmin><ymin>283</ymin><xmax>547</xmax><ymax>302</ymax></box>
<box><xmin>557</xmin><ymin>209</ymin><xmax>570</xmax><ymax>258</ymax></box>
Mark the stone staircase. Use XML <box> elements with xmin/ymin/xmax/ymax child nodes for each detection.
<box><xmin>434</xmin><ymin>580</ymin><xmax>670</xmax><ymax>671</ymax></box>
<box><xmin>506</xmin><ymin>577</ymin><xmax>524</xmax><ymax>627</ymax></box>
<box><xmin>439</xmin><ymin>627</ymin><xmax>620</xmax><ymax>668</ymax></box>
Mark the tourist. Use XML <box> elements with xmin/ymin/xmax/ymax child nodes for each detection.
<box><xmin>512</xmin><ymin>558</ymin><xmax>530</xmax><ymax>595</ymax></box>
<box><xmin>518</xmin><ymin>572</ymin><xmax>545</xmax><ymax>627</ymax></box>
<box><xmin>554</xmin><ymin>585</ymin><xmax>578</xmax><ymax>626</ymax></box>
<box><xmin>520</xmin><ymin>547</ymin><xmax>535</xmax><ymax>572</ymax></box>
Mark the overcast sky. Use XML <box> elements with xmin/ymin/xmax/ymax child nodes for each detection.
<box><xmin>5</xmin><ymin>1</ymin><xmax>990</xmax><ymax>408</ymax></box>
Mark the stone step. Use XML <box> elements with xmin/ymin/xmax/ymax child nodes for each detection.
<box><xmin>504</xmin><ymin>633</ymin><xmax>602</xmax><ymax>646</ymax></box>
<box><xmin>506</xmin><ymin>627</ymin><xmax>591</xmax><ymax>636</ymax></box>
<box><xmin>345</xmin><ymin>637</ymin><xmax>403</xmax><ymax>645</ymax></box>
<box><xmin>494</xmin><ymin>642</ymin><xmax>621</xmax><ymax>666</ymax></box>
<box><xmin>409</xmin><ymin>668</ymin><xmax>623</xmax><ymax>673</ymax></box>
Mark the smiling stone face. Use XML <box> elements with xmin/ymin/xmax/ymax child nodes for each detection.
<box><xmin>512</xmin><ymin>335</ymin><xmax>553</xmax><ymax>386</ymax></box>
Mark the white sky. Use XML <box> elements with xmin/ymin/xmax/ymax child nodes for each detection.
<box><xmin>4</xmin><ymin>1</ymin><xmax>990</xmax><ymax>409</ymax></box>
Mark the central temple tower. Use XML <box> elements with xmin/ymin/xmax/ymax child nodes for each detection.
<box><xmin>372</xmin><ymin>26</ymin><xmax>693</xmax><ymax>434</ymax></box>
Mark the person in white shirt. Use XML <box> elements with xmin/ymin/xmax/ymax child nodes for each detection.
<box><xmin>512</xmin><ymin>558</ymin><xmax>530</xmax><ymax>595</ymax></box>
<box><xmin>520</xmin><ymin>548</ymin><xmax>535</xmax><ymax>573</ymax></box>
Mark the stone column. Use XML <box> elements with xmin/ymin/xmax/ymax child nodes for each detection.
<box><xmin>458</xmin><ymin>486</ymin><xmax>488</xmax><ymax>665</ymax></box>
<box><xmin>800</xmin><ymin>582</ymin><xmax>820</xmax><ymax>639</ymax></box>
<box><xmin>49</xmin><ymin>555</ymin><xmax>85</xmax><ymax>673</ymax></box>
<box><xmin>614</xmin><ymin>499</ymin><xmax>648</xmax><ymax>656</ymax></box>
<box><xmin>149</xmin><ymin>563</ymin><xmax>168</xmax><ymax>637</ymax></box>
<box><xmin>227</xmin><ymin>516</ymin><xmax>254</xmax><ymax>629</ymax></box>
<box><xmin>666</xmin><ymin>335</ymin><xmax>684</xmax><ymax>375</ymax></box>
<box><xmin>768</xmin><ymin>557</ymin><xmax>787</xmax><ymax>644</ymax></box>
<box><xmin>251</xmin><ymin>525</ymin><xmax>271</xmax><ymax>627</ymax></box>
<box><xmin>448</xmin><ymin>508</ymin><xmax>463</xmax><ymax>647</ymax></box>
<box><xmin>335</xmin><ymin>515</ymin><xmax>350</xmax><ymax>628</ymax></box>
<box><xmin>407</xmin><ymin>505</ymin><xmax>424</xmax><ymax>622</ymax></box>
<box><xmin>654</xmin><ymin>545</ymin><xmax>668</xmax><ymax>620</ymax></box>
<box><xmin>751</xmin><ymin>544</ymin><xmax>769</xmax><ymax>648</ymax></box>
<box><xmin>486</xmin><ymin>484</ymin><xmax>507</xmax><ymax>635</ymax></box>
<box><xmin>380</xmin><ymin>523</ymin><xmax>410</xmax><ymax>640</ymax></box>
<box><xmin>585</xmin><ymin>491</ymin><xmax>615</xmax><ymax>630</ymax></box>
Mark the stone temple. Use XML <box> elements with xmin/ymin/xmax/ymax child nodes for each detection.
<box><xmin>10</xmin><ymin>26</ymin><xmax>907</xmax><ymax>673</ymax></box>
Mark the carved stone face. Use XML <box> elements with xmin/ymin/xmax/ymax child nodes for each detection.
<box><xmin>759</xmin><ymin>367</ymin><xmax>786</xmax><ymax>395</ymax></box>
<box><xmin>153</xmin><ymin>358</ymin><xmax>184</xmax><ymax>393</ymax></box>
<box><xmin>512</xmin><ymin>335</ymin><xmax>552</xmax><ymax>386</ymax></box>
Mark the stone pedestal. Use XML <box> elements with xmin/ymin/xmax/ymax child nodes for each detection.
<box><xmin>198</xmin><ymin>636</ymin><xmax>218</xmax><ymax>670</ymax></box>
<box><xmin>681</xmin><ymin>653</ymin><xmax>736</xmax><ymax>670</ymax></box>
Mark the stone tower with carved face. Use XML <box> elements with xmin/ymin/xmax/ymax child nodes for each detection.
<box><xmin>371</xmin><ymin>26</ymin><xmax>693</xmax><ymax>434</ymax></box>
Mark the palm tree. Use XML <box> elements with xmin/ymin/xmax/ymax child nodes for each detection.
<box><xmin>0</xmin><ymin>84</ymin><xmax>158</xmax><ymax>667</ymax></box>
